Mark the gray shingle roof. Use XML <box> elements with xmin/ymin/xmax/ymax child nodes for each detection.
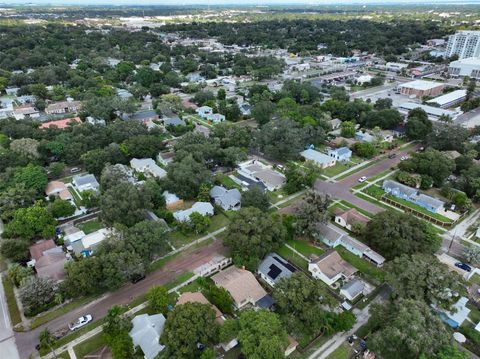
<box><xmin>258</xmin><ymin>253</ymin><xmax>296</xmax><ymax>285</ymax></box>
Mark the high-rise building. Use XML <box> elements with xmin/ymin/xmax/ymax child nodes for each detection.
<box><xmin>445</xmin><ymin>30</ymin><xmax>480</xmax><ymax>59</ymax></box>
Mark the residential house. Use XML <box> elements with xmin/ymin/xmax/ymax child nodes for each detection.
<box><xmin>5</xmin><ymin>87</ymin><xmax>19</xmax><ymax>96</ymax></box>
<box><xmin>177</xmin><ymin>292</ymin><xmax>224</xmax><ymax>323</ymax></box>
<box><xmin>40</xmin><ymin>117</ymin><xmax>82</xmax><ymax>130</ymax></box>
<box><xmin>327</xmin><ymin>147</ymin><xmax>352</xmax><ymax>162</ymax></box>
<box><xmin>173</xmin><ymin>202</ymin><xmax>214</xmax><ymax>222</ymax></box>
<box><xmin>45</xmin><ymin>100</ymin><xmax>82</xmax><ymax>115</ymax></box>
<box><xmin>45</xmin><ymin>181</ymin><xmax>73</xmax><ymax>201</ymax></box>
<box><xmin>116</xmin><ymin>88</ymin><xmax>133</xmax><ymax>99</ymax></box>
<box><xmin>300</xmin><ymin>149</ymin><xmax>337</xmax><ymax>169</ymax></box>
<box><xmin>315</xmin><ymin>223</ymin><xmax>385</xmax><ymax>267</ymax></box>
<box><xmin>129</xmin><ymin>314</ymin><xmax>166</xmax><ymax>359</ymax></box>
<box><xmin>340</xmin><ymin>278</ymin><xmax>366</xmax><ymax>301</ymax></box>
<box><xmin>162</xmin><ymin>116</ymin><xmax>185</xmax><ymax>127</ymax></box>
<box><xmin>13</xmin><ymin>104</ymin><xmax>40</xmax><ymax>120</ymax></box>
<box><xmin>28</xmin><ymin>239</ymin><xmax>67</xmax><ymax>282</ymax></box>
<box><xmin>239</xmin><ymin>103</ymin><xmax>251</xmax><ymax>116</ymax></box>
<box><xmin>210</xmin><ymin>186</ymin><xmax>241</xmax><ymax>211</ymax></box>
<box><xmin>207</xmin><ymin>113</ymin><xmax>225</xmax><ymax>124</ymax></box>
<box><xmin>285</xmin><ymin>337</ymin><xmax>299</xmax><ymax>357</ymax></box>
<box><xmin>157</xmin><ymin>152</ymin><xmax>175</xmax><ymax>166</ymax></box>
<box><xmin>258</xmin><ymin>253</ymin><xmax>296</xmax><ymax>287</ymax></box>
<box><xmin>355</xmin><ymin>131</ymin><xmax>375</xmax><ymax>143</ymax></box>
<box><xmin>439</xmin><ymin>297</ymin><xmax>471</xmax><ymax>329</ymax></box>
<box><xmin>333</xmin><ymin>208</ymin><xmax>370</xmax><ymax>231</ymax></box>
<box><xmin>382</xmin><ymin>180</ymin><xmax>445</xmax><ymax>214</ymax></box>
<box><xmin>212</xmin><ymin>266</ymin><xmax>269</xmax><ymax>309</ymax></box>
<box><xmin>186</xmin><ymin>73</ymin><xmax>205</xmax><ymax>83</ymax></box>
<box><xmin>237</xmin><ymin>160</ymin><xmax>286</xmax><ymax>191</ymax></box>
<box><xmin>69</xmin><ymin>228</ymin><xmax>111</xmax><ymax>257</ymax></box>
<box><xmin>86</xmin><ymin>116</ymin><xmax>106</xmax><ymax>126</ymax></box>
<box><xmin>196</xmin><ymin>106</ymin><xmax>213</xmax><ymax>118</ymax></box>
<box><xmin>130</xmin><ymin>158</ymin><xmax>167</xmax><ymax>179</ymax></box>
<box><xmin>308</xmin><ymin>250</ymin><xmax>357</xmax><ymax>286</ymax></box>
<box><xmin>162</xmin><ymin>191</ymin><xmax>183</xmax><ymax>210</ymax></box>
<box><xmin>329</xmin><ymin>118</ymin><xmax>342</xmax><ymax>130</ymax></box>
<box><xmin>72</xmin><ymin>173</ymin><xmax>100</xmax><ymax>192</ymax></box>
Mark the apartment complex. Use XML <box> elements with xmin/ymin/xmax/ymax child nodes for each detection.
<box><xmin>445</xmin><ymin>30</ymin><xmax>480</xmax><ymax>59</ymax></box>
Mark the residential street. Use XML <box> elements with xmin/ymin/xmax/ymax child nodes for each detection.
<box><xmin>15</xmin><ymin>240</ymin><xmax>227</xmax><ymax>359</ymax></box>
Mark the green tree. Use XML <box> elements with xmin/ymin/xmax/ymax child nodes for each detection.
<box><xmin>237</xmin><ymin>310</ymin><xmax>288</xmax><ymax>359</ymax></box>
<box><xmin>13</xmin><ymin>164</ymin><xmax>48</xmax><ymax>196</ymax></box>
<box><xmin>435</xmin><ymin>345</ymin><xmax>470</xmax><ymax>359</ymax></box>
<box><xmin>296</xmin><ymin>191</ymin><xmax>331</xmax><ymax>238</ymax></box>
<box><xmin>340</xmin><ymin>121</ymin><xmax>356</xmax><ymax>138</ymax></box>
<box><xmin>385</xmin><ymin>254</ymin><xmax>463</xmax><ymax>310</ymax></box>
<box><xmin>166</xmin><ymin>155</ymin><xmax>211</xmax><ymax>199</ymax></box>
<box><xmin>363</xmin><ymin>210</ymin><xmax>441</xmax><ymax>260</ymax></box>
<box><xmin>0</xmin><ymin>183</ymin><xmax>36</xmax><ymax>221</ymax></box>
<box><xmin>241</xmin><ymin>186</ymin><xmax>270</xmax><ymax>212</ymax></box>
<box><xmin>203</xmin><ymin>284</ymin><xmax>234</xmax><ymax>315</ymax></box>
<box><xmin>103</xmin><ymin>305</ymin><xmax>134</xmax><ymax>359</ymax></box>
<box><xmin>252</xmin><ymin>101</ymin><xmax>275</xmax><ymax>125</ymax></box>
<box><xmin>284</xmin><ymin>161</ymin><xmax>320</xmax><ymax>194</ymax></box>
<box><xmin>48</xmin><ymin>162</ymin><xmax>65</xmax><ymax>177</ymax></box>
<box><xmin>160</xmin><ymin>302</ymin><xmax>219</xmax><ymax>359</ymax></box>
<box><xmin>406</xmin><ymin>108</ymin><xmax>432</xmax><ymax>140</ymax></box>
<box><xmin>273</xmin><ymin>272</ymin><xmax>334</xmax><ymax>335</ymax></box>
<box><xmin>188</xmin><ymin>212</ymin><xmax>211</xmax><ymax>234</ymax></box>
<box><xmin>124</xmin><ymin>221</ymin><xmax>170</xmax><ymax>264</ymax></box>
<box><xmin>224</xmin><ymin>208</ymin><xmax>287</xmax><ymax>269</ymax></box>
<box><xmin>0</xmin><ymin>238</ymin><xmax>30</xmax><ymax>262</ymax></box>
<box><xmin>8</xmin><ymin>263</ymin><xmax>33</xmax><ymax>287</ymax></box>
<box><xmin>352</xmin><ymin>142</ymin><xmax>377</xmax><ymax>158</ymax></box>
<box><xmin>369</xmin><ymin>299</ymin><xmax>450</xmax><ymax>359</ymax></box>
<box><xmin>49</xmin><ymin>198</ymin><xmax>76</xmax><ymax>218</ymax></box>
<box><xmin>19</xmin><ymin>277</ymin><xmax>57</xmax><ymax>316</ymax></box>
<box><xmin>146</xmin><ymin>285</ymin><xmax>170</xmax><ymax>314</ymax></box>
<box><xmin>4</xmin><ymin>202</ymin><xmax>56</xmax><ymax>240</ymax></box>
<box><xmin>39</xmin><ymin>329</ymin><xmax>58</xmax><ymax>359</ymax></box>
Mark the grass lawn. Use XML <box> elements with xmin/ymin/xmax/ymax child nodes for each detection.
<box><xmin>2</xmin><ymin>276</ymin><xmax>22</xmax><ymax>326</ymax></box>
<box><xmin>76</xmin><ymin>219</ymin><xmax>103</xmax><ymax>234</ymax></box>
<box><xmin>362</xmin><ymin>185</ymin><xmax>385</xmax><ymax>200</ymax></box>
<box><xmin>215</xmin><ymin>173</ymin><xmax>241</xmax><ymax>190</ymax></box>
<box><xmin>286</xmin><ymin>239</ymin><xmax>323</xmax><ymax>257</ymax></box>
<box><xmin>355</xmin><ymin>316</ymin><xmax>379</xmax><ymax>338</ymax></box>
<box><xmin>354</xmin><ymin>192</ymin><xmax>393</xmax><ymax>211</ymax></box>
<box><xmin>470</xmin><ymin>274</ymin><xmax>480</xmax><ymax>286</ymax></box>
<box><xmin>268</xmin><ymin>188</ymin><xmax>290</xmax><ymax>204</ymax></box>
<box><xmin>335</xmin><ymin>159</ymin><xmax>381</xmax><ymax>181</ymax></box>
<box><xmin>368</xmin><ymin>168</ymin><xmax>394</xmax><ymax>182</ymax></box>
<box><xmin>326</xmin><ymin>343</ymin><xmax>351</xmax><ymax>359</ymax></box>
<box><xmin>468</xmin><ymin>303</ymin><xmax>480</xmax><ymax>323</ymax></box>
<box><xmin>73</xmin><ymin>332</ymin><xmax>105</xmax><ymax>359</ymax></box>
<box><xmin>336</xmin><ymin>247</ymin><xmax>385</xmax><ymax>284</ymax></box>
<box><xmin>165</xmin><ymin>272</ymin><xmax>195</xmax><ymax>290</ymax></box>
<box><xmin>31</xmin><ymin>296</ymin><xmax>95</xmax><ymax>329</ymax></box>
<box><xmin>177</xmin><ymin>277</ymin><xmax>205</xmax><ymax>294</ymax></box>
<box><xmin>148</xmin><ymin>252</ymin><xmax>181</xmax><ymax>273</ymax></box>
<box><xmin>323</xmin><ymin>162</ymin><xmax>350</xmax><ymax>178</ymax></box>
<box><xmin>68</xmin><ymin>187</ymin><xmax>83</xmax><ymax>207</ymax></box>
<box><xmin>277</xmin><ymin>245</ymin><xmax>309</xmax><ymax>271</ymax></box>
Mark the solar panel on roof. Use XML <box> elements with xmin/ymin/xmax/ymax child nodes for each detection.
<box><xmin>272</xmin><ymin>255</ymin><xmax>297</xmax><ymax>273</ymax></box>
<box><xmin>267</xmin><ymin>264</ymin><xmax>282</xmax><ymax>280</ymax></box>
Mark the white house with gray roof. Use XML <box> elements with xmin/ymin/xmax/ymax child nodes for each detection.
<box><xmin>340</xmin><ymin>278</ymin><xmax>366</xmax><ymax>301</ymax></box>
<box><xmin>258</xmin><ymin>253</ymin><xmax>296</xmax><ymax>287</ymax></box>
<box><xmin>130</xmin><ymin>158</ymin><xmax>167</xmax><ymax>179</ymax></box>
<box><xmin>300</xmin><ymin>149</ymin><xmax>336</xmax><ymax>169</ymax></box>
<box><xmin>173</xmin><ymin>202</ymin><xmax>214</xmax><ymax>222</ymax></box>
<box><xmin>129</xmin><ymin>314</ymin><xmax>166</xmax><ymax>359</ymax></box>
<box><xmin>72</xmin><ymin>174</ymin><xmax>99</xmax><ymax>192</ymax></box>
<box><xmin>210</xmin><ymin>186</ymin><xmax>241</xmax><ymax>211</ymax></box>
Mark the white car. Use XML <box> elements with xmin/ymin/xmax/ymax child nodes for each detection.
<box><xmin>358</xmin><ymin>176</ymin><xmax>367</xmax><ymax>183</ymax></box>
<box><xmin>69</xmin><ymin>314</ymin><xmax>92</xmax><ymax>331</ymax></box>
<box><xmin>400</xmin><ymin>156</ymin><xmax>408</xmax><ymax>161</ymax></box>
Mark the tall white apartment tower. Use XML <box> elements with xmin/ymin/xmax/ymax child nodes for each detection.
<box><xmin>445</xmin><ymin>30</ymin><xmax>480</xmax><ymax>59</ymax></box>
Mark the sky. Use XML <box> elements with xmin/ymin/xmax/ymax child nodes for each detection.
<box><xmin>0</xmin><ymin>0</ymin><xmax>479</xmax><ymax>6</ymax></box>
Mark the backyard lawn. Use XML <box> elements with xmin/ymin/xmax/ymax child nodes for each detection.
<box><xmin>277</xmin><ymin>245</ymin><xmax>308</xmax><ymax>271</ymax></box>
<box><xmin>362</xmin><ymin>185</ymin><xmax>385</xmax><ymax>200</ymax></box>
<box><xmin>326</xmin><ymin>343</ymin><xmax>351</xmax><ymax>359</ymax></box>
<box><xmin>286</xmin><ymin>239</ymin><xmax>323</xmax><ymax>257</ymax></box>
<box><xmin>336</xmin><ymin>247</ymin><xmax>385</xmax><ymax>284</ymax></box>
<box><xmin>76</xmin><ymin>219</ymin><xmax>103</xmax><ymax>234</ymax></box>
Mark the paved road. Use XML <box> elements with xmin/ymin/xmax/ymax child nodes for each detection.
<box><xmin>315</xmin><ymin>146</ymin><xmax>418</xmax><ymax>214</ymax></box>
<box><xmin>0</xmin><ymin>275</ymin><xmax>20</xmax><ymax>359</ymax></box>
<box><xmin>15</xmin><ymin>240</ymin><xmax>227</xmax><ymax>359</ymax></box>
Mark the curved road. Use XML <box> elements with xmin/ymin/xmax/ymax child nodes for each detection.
<box><xmin>15</xmin><ymin>240</ymin><xmax>227</xmax><ymax>359</ymax></box>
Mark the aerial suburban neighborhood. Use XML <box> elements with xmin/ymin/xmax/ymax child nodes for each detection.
<box><xmin>3</xmin><ymin>2</ymin><xmax>480</xmax><ymax>359</ymax></box>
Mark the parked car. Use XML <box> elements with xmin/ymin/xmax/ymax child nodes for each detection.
<box><xmin>455</xmin><ymin>262</ymin><xmax>472</xmax><ymax>272</ymax></box>
<box><xmin>388</xmin><ymin>153</ymin><xmax>397</xmax><ymax>159</ymax></box>
<box><xmin>358</xmin><ymin>176</ymin><xmax>367</xmax><ymax>183</ymax></box>
<box><xmin>69</xmin><ymin>315</ymin><xmax>92</xmax><ymax>331</ymax></box>
<box><xmin>400</xmin><ymin>156</ymin><xmax>408</xmax><ymax>161</ymax></box>
<box><xmin>131</xmin><ymin>273</ymin><xmax>146</xmax><ymax>283</ymax></box>
<box><xmin>70</xmin><ymin>167</ymin><xmax>81</xmax><ymax>173</ymax></box>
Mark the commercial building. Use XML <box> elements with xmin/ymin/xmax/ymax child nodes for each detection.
<box><xmin>427</xmin><ymin>90</ymin><xmax>467</xmax><ymax>109</ymax></box>
<box><xmin>445</xmin><ymin>30</ymin><xmax>480</xmax><ymax>59</ymax></box>
<box><xmin>398</xmin><ymin>102</ymin><xmax>461</xmax><ymax>121</ymax></box>
<box><xmin>385</xmin><ymin>62</ymin><xmax>409</xmax><ymax>72</ymax></box>
<box><xmin>397</xmin><ymin>80</ymin><xmax>444</xmax><ymax>98</ymax></box>
<box><xmin>448</xmin><ymin>57</ymin><xmax>480</xmax><ymax>79</ymax></box>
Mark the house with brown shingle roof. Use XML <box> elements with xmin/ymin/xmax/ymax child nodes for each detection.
<box><xmin>308</xmin><ymin>250</ymin><xmax>357</xmax><ymax>286</ymax></box>
<box><xmin>177</xmin><ymin>292</ymin><xmax>224</xmax><ymax>323</ymax></box>
<box><xmin>333</xmin><ymin>208</ymin><xmax>370</xmax><ymax>231</ymax></box>
<box><xmin>45</xmin><ymin>180</ymin><xmax>73</xmax><ymax>201</ymax></box>
<box><xmin>28</xmin><ymin>239</ymin><xmax>67</xmax><ymax>282</ymax></box>
<box><xmin>211</xmin><ymin>266</ymin><xmax>267</xmax><ymax>309</ymax></box>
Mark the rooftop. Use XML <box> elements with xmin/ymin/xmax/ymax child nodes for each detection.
<box><xmin>311</xmin><ymin>250</ymin><xmax>357</xmax><ymax>280</ymax></box>
<box><xmin>398</xmin><ymin>80</ymin><xmax>444</xmax><ymax>91</ymax></box>
<box><xmin>40</xmin><ymin>117</ymin><xmax>81</xmax><ymax>129</ymax></box>
<box><xmin>258</xmin><ymin>253</ymin><xmax>296</xmax><ymax>285</ymax></box>
<box><xmin>427</xmin><ymin>90</ymin><xmax>467</xmax><ymax>106</ymax></box>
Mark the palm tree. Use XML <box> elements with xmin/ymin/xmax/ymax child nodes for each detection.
<box><xmin>39</xmin><ymin>329</ymin><xmax>58</xmax><ymax>359</ymax></box>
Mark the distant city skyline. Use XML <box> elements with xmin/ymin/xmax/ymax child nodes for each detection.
<box><xmin>1</xmin><ymin>0</ymin><xmax>480</xmax><ymax>6</ymax></box>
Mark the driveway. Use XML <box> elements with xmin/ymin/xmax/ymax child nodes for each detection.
<box><xmin>15</xmin><ymin>240</ymin><xmax>227</xmax><ymax>359</ymax></box>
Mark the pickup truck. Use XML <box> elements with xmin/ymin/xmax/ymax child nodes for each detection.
<box><xmin>69</xmin><ymin>314</ymin><xmax>92</xmax><ymax>331</ymax></box>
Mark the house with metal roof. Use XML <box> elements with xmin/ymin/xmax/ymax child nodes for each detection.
<box><xmin>129</xmin><ymin>314</ymin><xmax>166</xmax><ymax>359</ymax></box>
<box><xmin>72</xmin><ymin>173</ymin><xmax>99</xmax><ymax>192</ymax></box>
<box><xmin>173</xmin><ymin>202</ymin><xmax>214</xmax><ymax>222</ymax></box>
<box><xmin>300</xmin><ymin>149</ymin><xmax>336</xmax><ymax>169</ymax></box>
<box><xmin>130</xmin><ymin>158</ymin><xmax>167</xmax><ymax>179</ymax></box>
<box><xmin>258</xmin><ymin>253</ymin><xmax>296</xmax><ymax>287</ymax></box>
<box><xmin>327</xmin><ymin>147</ymin><xmax>352</xmax><ymax>162</ymax></box>
<box><xmin>382</xmin><ymin>180</ymin><xmax>445</xmax><ymax>213</ymax></box>
<box><xmin>210</xmin><ymin>185</ymin><xmax>241</xmax><ymax>211</ymax></box>
<box><xmin>340</xmin><ymin>278</ymin><xmax>366</xmax><ymax>301</ymax></box>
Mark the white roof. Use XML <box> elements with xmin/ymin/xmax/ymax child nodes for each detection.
<box><xmin>399</xmin><ymin>102</ymin><xmax>459</xmax><ymax>119</ymax></box>
<box><xmin>81</xmin><ymin>228</ymin><xmax>110</xmax><ymax>249</ymax></box>
<box><xmin>130</xmin><ymin>158</ymin><xmax>167</xmax><ymax>178</ymax></box>
<box><xmin>301</xmin><ymin>149</ymin><xmax>333</xmax><ymax>165</ymax></box>
<box><xmin>174</xmin><ymin>202</ymin><xmax>214</xmax><ymax>222</ymax></box>
<box><xmin>129</xmin><ymin>314</ymin><xmax>166</xmax><ymax>359</ymax></box>
<box><xmin>162</xmin><ymin>191</ymin><xmax>180</xmax><ymax>205</ymax></box>
<box><xmin>427</xmin><ymin>90</ymin><xmax>467</xmax><ymax>106</ymax></box>
<box><xmin>446</xmin><ymin>297</ymin><xmax>470</xmax><ymax>326</ymax></box>
<box><xmin>398</xmin><ymin>80</ymin><xmax>443</xmax><ymax>91</ymax></box>
<box><xmin>450</xmin><ymin>57</ymin><xmax>480</xmax><ymax>66</ymax></box>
